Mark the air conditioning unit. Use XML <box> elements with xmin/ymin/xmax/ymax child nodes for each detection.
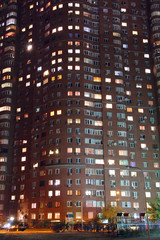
<box><xmin>67</xmin><ymin>184</ymin><xmax>71</xmax><ymax>187</ymax></box>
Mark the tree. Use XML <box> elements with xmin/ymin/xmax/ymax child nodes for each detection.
<box><xmin>102</xmin><ymin>204</ymin><xmax>121</xmax><ymax>224</ymax></box>
<box><xmin>148</xmin><ymin>196</ymin><xmax>160</xmax><ymax>222</ymax></box>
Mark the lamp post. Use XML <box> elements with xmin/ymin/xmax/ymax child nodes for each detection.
<box><xmin>126</xmin><ymin>165</ymin><xmax>150</xmax><ymax>240</ymax></box>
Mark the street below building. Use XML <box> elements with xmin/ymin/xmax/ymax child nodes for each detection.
<box><xmin>0</xmin><ymin>231</ymin><xmax>160</xmax><ymax>240</ymax></box>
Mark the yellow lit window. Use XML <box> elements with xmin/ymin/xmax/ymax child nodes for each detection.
<box><xmin>67</xmin><ymin>119</ymin><xmax>73</xmax><ymax>124</ymax></box>
<box><xmin>132</xmin><ymin>31</ymin><xmax>138</xmax><ymax>35</ymax></box>
<box><xmin>127</xmin><ymin>108</ymin><xmax>132</xmax><ymax>112</ymax></box>
<box><xmin>94</xmin><ymin>94</ymin><xmax>102</xmax><ymax>99</ymax></box>
<box><xmin>43</xmin><ymin>78</ymin><xmax>48</xmax><ymax>85</ymax></box>
<box><xmin>43</xmin><ymin>70</ymin><xmax>49</xmax><ymax>77</ymax></box>
<box><xmin>75</xmin><ymin>148</ymin><xmax>81</xmax><ymax>153</ymax></box>
<box><xmin>58</xmin><ymin>58</ymin><xmax>62</xmax><ymax>63</ymax></box>
<box><xmin>138</xmin><ymin>108</ymin><xmax>144</xmax><ymax>113</ymax></box>
<box><xmin>20</xmin><ymin>195</ymin><xmax>24</xmax><ymax>200</ymax></box>
<box><xmin>48</xmin><ymin>213</ymin><xmax>52</xmax><ymax>219</ymax></box>
<box><xmin>95</xmin><ymin>121</ymin><xmax>103</xmax><ymax>126</ymax></box>
<box><xmin>22</xmin><ymin>28</ymin><xmax>26</xmax><ymax>32</ymax></box>
<box><xmin>53</xmin><ymin>6</ymin><xmax>57</xmax><ymax>11</ymax></box>
<box><xmin>22</xmin><ymin>148</ymin><xmax>27</xmax><ymax>153</ymax></box>
<box><xmin>28</xmin><ymin>38</ymin><xmax>32</xmax><ymax>43</ymax></box>
<box><xmin>30</xmin><ymin>4</ymin><xmax>34</xmax><ymax>9</ymax></box>
<box><xmin>52</xmin><ymin>76</ymin><xmax>55</xmax><ymax>81</ymax></box>
<box><xmin>55</xmin><ymin>213</ymin><xmax>60</xmax><ymax>219</ymax></box>
<box><xmin>67</xmin><ymin>190</ymin><xmax>73</xmax><ymax>195</ymax></box>
<box><xmin>75</xmin><ymin>119</ymin><xmax>81</xmax><ymax>124</ymax></box>
<box><xmin>75</xmin><ymin>11</ymin><xmax>80</xmax><ymax>15</ymax></box>
<box><xmin>93</xmin><ymin>77</ymin><xmax>101</xmax><ymax>82</ymax></box>
<box><xmin>29</xmin><ymin>24</ymin><xmax>33</xmax><ymax>29</ymax></box>
<box><xmin>76</xmin><ymin>190</ymin><xmax>81</xmax><ymax>196</ymax></box>
<box><xmin>57</xmin><ymin>110</ymin><xmax>62</xmax><ymax>115</ymax></box>
<box><xmin>58</xmin><ymin>50</ymin><xmax>62</xmax><ymax>55</ymax></box>
<box><xmin>57</xmin><ymin>75</ymin><xmax>62</xmax><ymax>80</ymax></box>
<box><xmin>50</xmin><ymin>111</ymin><xmax>55</xmax><ymax>116</ymax></box>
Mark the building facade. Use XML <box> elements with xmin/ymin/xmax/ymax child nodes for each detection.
<box><xmin>0</xmin><ymin>0</ymin><xmax>160</xmax><ymax>223</ymax></box>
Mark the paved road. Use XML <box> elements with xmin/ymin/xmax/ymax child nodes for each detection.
<box><xmin>0</xmin><ymin>232</ymin><xmax>160</xmax><ymax>240</ymax></box>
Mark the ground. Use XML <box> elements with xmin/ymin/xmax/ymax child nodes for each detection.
<box><xmin>0</xmin><ymin>231</ymin><xmax>160</xmax><ymax>240</ymax></box>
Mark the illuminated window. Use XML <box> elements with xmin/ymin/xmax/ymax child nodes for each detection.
<box><xmin>57</xmin><ymin>110</ymin><xmax>62</xmax><ymax>115</ymax></box>
<box><xmin>48</xmin><ymin>213</ymin><xmax>52</xmax><ymax>219</ymax></box>
<box><xmin>108</xmin><ymin>159</ymin><xmax>115</xmax><ymax>165</ymax></box>
<box><xmin>127</xmin><ymin>116</ymin><xmax>133</xmax><ymax>121</ymax></box>
<box><xmin>138</xmin><ymin>109</ymin><xmax>144</xmax><ymax>113</ymax></box>
<box><xmin>55</xmin><ymin>190</ymin><xmax>60</xmax><ymax>196</ymax></box>
<box><xmin>50</xmin><ymin>111</ymin><xmax>55</xmax><ymax>116</ymax></box>
<box><xmin>115</xmin><ymin>79</ymin><xmax>123</xmax><ymax>84</ymax></box>
<box><xmin>132</xmin><ymin>31</ymin><xmax>138</xmax><ymax>35</ymax></box>
<box><xmin>106</xmin><ymin>103</ymin><xmax>112</xmax><ymax>109</ymax></box>
<box><xmin>67</xmin><ymin>148</ymin><xmax>73</xmax><ymax>153</ymax></box>
<box><xmin>147</xmin><ymin>84</ymin><xmax>152</xmax><ymax>89</ymax></box>
<box><xmin>145</xmin><ymin>192</ymin><xmax>151</xmax><ymax>198</ymax></box>
<box><xmin>68</xmin><ymin>91</ymin><xmax>73</xmax><ymax>96</ymax></box>
<box><xmin>127</xmin><ymin>108</ymin><xmax>132</xmax><ymax>112</ymax></box>
<box><xmin>21</xmin><ymin>156</ymin><xmax>26</xmax><ymax>161</ymax></box>
<box><xmin>43</xmin><ymin>70</ymin><xmax>49</xmax><ymax>76</ymax></box>
<box><xmin>145</xmin><ymin>69</ymin><xmax>151</xmax><ymax>74</ymax></box>
<box><xmin>31</xmin><ymin>203</ymin><xmax>36</xmax><ymax>208</ymax></box>
<box><xmin>67</xmin><ymin>190</ymin><xmax>72</xmax><ymax>195</ymax></box>
<box><xmin>94</xmin><ymin>77</ymin><xmax>101</xmax><ymax>82</ymax></box>
<box><xmin>21</xmin><ymin>166</ymin><xmax>25</xmax><ymax>171</ymax></box>
<box><xmin>11</xmin><ymin>195</ymin><xmax>15</xmax><ymax>200</ymax></box>
<box><xmin>48</xmin><ymin>191</ymin><xmax>53</xmax><ymax>197</ymax></box>
<box><xmin>139</xmin><ymin>126</ymin><xmax>145</xmax><ymax>131</ymax></box>
<box><xmin>154</xmin><ymin>163</ymin><xmax>159</xmax><ymax>168</ymax></box>
<box><xmin>110</xmin><ymin>191</ymin><xmax>116</xmax><ymax>196</ymax></box>
<box><xmin>119</xmin><ymin>150</ymin><xmax>128</xmax><ymax>156</ymax></box>
<box><xmin>151</xmin><ymin>126</ymin><xmax>156</xmax><ymax>131</ymax></box>
<box><xmin>144</xmin><ymin>54</ymin><xmax>149</xmax><ymax>58</ymax></box>
<box><xmin>55</xmin><ymin>213</ymin><xmax>60</xmax><ymax>219</ymax></box>
<box><xmin>109</xmin><ymin>170</ymin><xmax>115</xmax><ymax>177</ymax></box>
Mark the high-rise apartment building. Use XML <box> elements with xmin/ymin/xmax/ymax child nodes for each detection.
<box><xmin>0</xmin><ymin>0</ymin><xmax>160</xmax><ymax>223</ymax></box>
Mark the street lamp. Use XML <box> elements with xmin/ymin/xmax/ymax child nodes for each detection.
<box><xmin>126</xmin><ymin>165</ymin><xmax>150</xmax><ymax>240</ymax></box>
